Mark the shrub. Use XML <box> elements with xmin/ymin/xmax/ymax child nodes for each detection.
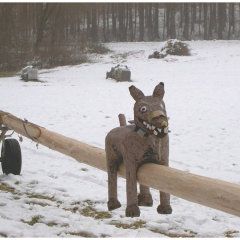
<box><xmin>85</xmin><ymin>43</ymin><xmax>111</xmax><ymax>54</ymax></box>
<box><xmin>148</xmin><ymin>39</ymin><xmax>191</xmax><ymax>59</ymax></box>
<box><xmin>161</xmin><ymin>39</ymin><xmax>191</xmax><ymax>56</ymax></box>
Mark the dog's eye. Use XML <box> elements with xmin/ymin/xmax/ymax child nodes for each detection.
<box><xmin>139</xmin><ymin>106</ymin><xmax>147</xmax><ymax>113</ymax></box>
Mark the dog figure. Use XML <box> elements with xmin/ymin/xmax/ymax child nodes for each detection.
<box><xmin>105</xmin><ymin>82</ymin><xmax>172</xmax><ymax>217</ymax></box>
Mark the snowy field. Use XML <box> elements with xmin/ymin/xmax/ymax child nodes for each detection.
<box><xmin>0</xmin><ymin>40</ymin><xmax>240</xmax><ymax>237</ymax></box>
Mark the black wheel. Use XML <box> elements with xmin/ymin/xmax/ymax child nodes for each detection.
<box><xmin>1</xmin><ymin>138</ymin><xmax>22</xmax><ymax>175</ymax></box>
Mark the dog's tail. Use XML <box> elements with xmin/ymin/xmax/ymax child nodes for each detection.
<box><xmin>118</xmin><ymin>114</ymin><xmax>127</xmax><ymax>126</ymax></box>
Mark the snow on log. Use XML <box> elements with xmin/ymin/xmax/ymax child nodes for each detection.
<box><xmin>0</xmin><ymin>110</ymin><xmax>240</xmax><ymax>217</ymax></box>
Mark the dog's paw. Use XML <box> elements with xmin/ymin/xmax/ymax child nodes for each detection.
<box><xmin>107</xmin><ymin>198</ymin><xmax>121</xmax><ymax>211</ymax></box>
<box><xmin>125</xmin><ymin>204</ymin><xmax>140</xmax><ymax>217</ymax></box>
<box><xmin>138</xmin><ymin>193</ymin><xmax>153</xmax><ymax>206</ymax></box>
<box><xmin>157</xmin><ymin>204</ymin><xmax>172</xmax><ymax>214</ymax></box>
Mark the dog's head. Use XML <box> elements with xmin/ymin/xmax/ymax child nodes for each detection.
<box><xmin>129</xmin><ymin>82</ymin><xmax>168</xmax><ymax>138</ymax></box>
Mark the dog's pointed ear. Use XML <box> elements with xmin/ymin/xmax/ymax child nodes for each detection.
<box><xmin>129</xmin><ymin>85</ymin><xmax>145</xmax><ymax>101</ymax></box>
<box><xmin>152</xmin><ymin>82</ymin><xmax>165</xmax><ymax>99</ymax></box>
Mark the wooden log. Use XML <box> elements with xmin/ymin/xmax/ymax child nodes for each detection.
<box><xmin>0</xmin><ymin>110</ymin><xmax>240</xmax><ymax>217</ymax></box>
<box><xmin>0</xmin><ymin>111</ymin><xmax>41</xmax><ymax>140</ymax></box>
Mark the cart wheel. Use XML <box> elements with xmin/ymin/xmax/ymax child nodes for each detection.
<box><xmin>1</xmin><ymin>138</ymin><xmax>22</xmax><ymax>175</ymax></box>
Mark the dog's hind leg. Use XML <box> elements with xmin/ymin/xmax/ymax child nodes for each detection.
<box><xmin>106</xmin><ymin>151</ymin><xmax>121</xmax><ymax>211</ymax></box>
<box><xmin>138</xmin><ymin>184</ymin><xmax>153</xmax><ymax>206</ymax></box>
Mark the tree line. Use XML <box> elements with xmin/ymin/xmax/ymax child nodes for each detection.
<box><xmin>0</xmin><ymin>2</ymin><xmax>239</xmax><ymax>70</ymax></box>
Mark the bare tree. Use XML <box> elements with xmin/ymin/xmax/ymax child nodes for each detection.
<box><xmin>102</xmin><ymin>4</ymin><xmax>106</xmax><ymax>42</ymax></box>
<box><xmin>208</xmin><ymin>3</ymin><xmax>214</xmax><ymax>39</ymax></box>
<box><xmin>0</xmin><ymin>3</ymin><xmax>13</xmax><ymax>47</ymax></box>
<box><xmin>129</xmin><ymin>3</ymin><xmax>133</xmax><ymax>42</ymax></box>
<box><xmin>191</xmin><ymin>3</ymin><xmax>196</xmax><ymax>33</ymax></box>
<box><xmin>183</xmin><ymin>3</ymin><xmax>189</xmax><ymax>40</ymax></box>
<box><xmin>203</xmin><ymin>3</ymin><xmax>208</xmax><ymax>40</ymax></box>
<box><xmin>112</xmin><ymin>3</ymin><xmax>116</xmax><ymax>40</ymax></box>
<box><xmin>138</xmin><ymin>3</ymin><xmax>144</xmax><ymax>41</ymax></box>
<box><xmin>154</xmin><ymin>3</ymin><xmax>160</xmax><ymax>39</ymax></box>
<box><xmin>218</xmin><ymin>3</ymin><xmax>226</xmax><ymax>39</ymax></box>
<box><xmin>228</xmin><ymin>3</ymin><xmax>235</xmax><ymax>39</ymax></box>
<box><xmin>91</xmin><ymin>4</ymin><xmax>98</xmax><ymax>42</ymax></box>
<box><xmin>118</xmin><ymin>3</ymin><xmax>124</xmax><ymax>41</ymax></box>
<box><xmin>166</xmin><ymin>3</ymin><xmax>176</xmax><ymax>39</ymax></box>
<box><xmin>34</xmin><ymin>3</ymin><xmax>56</xmax><ymax>53</ymax></box>
<box><xmin>124</xmin><ymin>3</ymin><xmax>129</xmax><ymax>41</ymax></box>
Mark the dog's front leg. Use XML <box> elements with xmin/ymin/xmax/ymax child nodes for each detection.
<box><xmin>124</xmin><ymin>157</ymin><xmax>140</xmax><ymax>217</ymax></box>
<box><xmin>157</xmin><ymin>134</ymin><xmax>172</xmax><ymax>214</ymax></box>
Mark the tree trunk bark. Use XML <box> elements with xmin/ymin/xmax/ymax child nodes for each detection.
<box><xmin>118</xmin><ymin>3</ymin><xmax>124</xmax><ymax>41</ymax></box>
<box><xmin>147</xmin><ymin>3</ymin><xmax>153</xmax><ymax>40</ymax></box>
<box><xmin>208</xmin><ymin>3</ymin><xmax>213</xmax><ymax>39</ymax></box>
<box><xmin>134</xmin><ymin>3</ymin><xmax>137</xmax><ymax>40</ymax></box>
<box><xmin>129</xmin><ymin>3</ymin><xmax>133</xmax><ymax>42</ymax></box>
<box><xmin>154</xmin><ymin>3</ymin><xmax>160</xmax><ymax>40</ymax></box>
<box><xmin>34</xmin><ymin>3</ymin><xmax>56</xmax><ymax>53</ymax></box>
<box><xmin>91</xmin><ymin>3</ymin><xmax>98</xmax><ymax>42</ymax></box>
<box><xmin>112</xmin><ymin>3</ymin><xmax>116</xmax><ymax>40</ymax></box>
<box><xmin>138</xmin><ymin>3</ymin><xmax>144</xmax><ymax>41</ymax></box>
<box><xmin>103</xmin><ymin>4</ymin><xmax>106</xmax><ymax>42</ymax></box>
<box><xmin>191</xmin><ymin>3</ymin><xmax>196</xmax><ymax>33</ymax></box>
<box><xmin>169</xmin><ymin>3</ymin><xmax>176</xmax><ymax>39</ymax></box>
<box><xmin>124</xmin><ymin>3</ymin><xmax>129</xmax><ymax>41</ymax></box>
<box><xmin>198</xmin><ymin>3</ymin><xmax>202</xmax><ymax>36</ymax></box>
<box><xmin>231</xmin><ymin>3</ymin><xmax>235</xmax><ymax>33</ymax></box>
<box><xmin>203</xmin><ymin>3</ymin><xmax>208</xmax><ymax>40</ymax></box>
<box><xmin>183</xmin><ymin>3</ymin><xmax>189</xmax><ymax>40</ymax></box>
<box><xmin>218</xmin><ymin>3</ymin><xmax>224</xmax><ymax>39</ymax></box>
<box><xmin>166</xmin><ymin>3</ymin><xmax>170</xmax><ymax>37</ymax></box>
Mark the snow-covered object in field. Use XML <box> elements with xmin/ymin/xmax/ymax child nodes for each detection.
<box><xmin>106</xmin><ymin>82</ymin><xmax>171</xmax><ymax>217</ymax></box>
<box><xmin>149</xmin><ymin>39</ymin><xmax>190</xmax><ymax>59</ymax></box>
<box><xmin>21</xmin><ymin>66</ymin><xmax>38</xmax><ymax>81</ymax></box>
<box><xmin>106</xmin><ymin>64</ymin><xmax>131</xmax><ymax>82</ymax></box>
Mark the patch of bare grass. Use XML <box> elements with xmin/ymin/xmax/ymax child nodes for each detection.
<box><xmin>110</xmin><ymin>220</ymin><xmax>146</xmax><ymax>229</ymax></box>
<box><xmin>68</xmin><ymin>231</ymin><xmax>96</xmax><ymax>238</ymax></box>
<box><xmin>27</xmin><ymin>194</ymin><xmax>54</xmax><ymax>201</ymax></box>
<box><xmin>46</xmin><ymin>221</ymin><xmax>59</xmax><ymax>227</ymax></box>
<box><xmin>225</xmin><ymin>230</ymin><xmax>239</xmax><ymax>238</ymax></box>
<box><xmin>0</xmin><ymin>232</ymin><xmax>7</xmax><ymax>237</ymax></box>
<box><xmin>21</xmin><ymin>215</ymin><xmax>44</xmax><ymax>226</ymax></box>
<box><xmin>0</xmin><ymin>183</ymin><xmax>16</xmax><ymax>194</ymax></box>
<box><xmin>64</xmin><ymin>206</ymin><xmax>79</xmax><ymax>214</ymax></box>
<box><xmin>80</xmin><ymin>205</ymin><xmax>111</xmax><ymax>219</ymax></box>
<box><xmin>27</xmin><ymin>193</ymin><xmax>63</xmax><ymax>205</ymax></box>
<box><xmin>151</xmin><ymin>228</ymin><xmax>197</xmax><ymax>238</ymax></box>
<box><xmin>0</xmin><ymin>71</ymin><xmax>17</xmax><ymax>78</ymax></box>
<box><xmin>25</xmin><ymin>200</ymin><xmax>50</xmax><ymax>207</ymax></box>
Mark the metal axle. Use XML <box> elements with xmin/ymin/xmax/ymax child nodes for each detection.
<box><xmin>0</xmin><ymin>124</ymin><xmax>14</xmax><ymax>162</ymax></box>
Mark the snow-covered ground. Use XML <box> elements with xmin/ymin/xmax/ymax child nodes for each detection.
<box><xmin>0</xmin><ymin>40</ymin><xmax>240</xmax><ymax>237</ymax></box>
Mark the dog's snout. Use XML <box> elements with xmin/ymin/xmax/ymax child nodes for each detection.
<box><xmin>160</xmin><ymin>121</ymin><xmax>168</xmax><ymax>127</ymax></box>
<box><xmin>147</xmin><ymin>110</ymin><xmax>166</xmax><ymax>122</ymax></box>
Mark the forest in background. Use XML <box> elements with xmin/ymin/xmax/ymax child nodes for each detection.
<box><xmin>0</xmin><ymin>2</ymin><xmax>240</xmax><ymax>71</ymax></box>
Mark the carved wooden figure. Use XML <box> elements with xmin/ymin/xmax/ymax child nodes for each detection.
<box><xmin>105</xmin><ymin>82</ymin><xmax>172</xmax><ymax>217</ymax></box>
